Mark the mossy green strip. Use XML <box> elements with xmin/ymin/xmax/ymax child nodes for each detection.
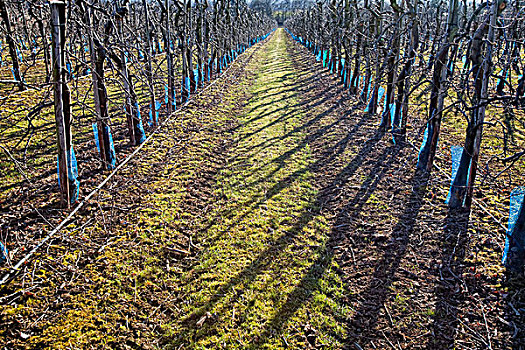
<box><xmin>168</xmin><ymin>29</ymin><xmax>347</xmax><ymax>349</ymax></box>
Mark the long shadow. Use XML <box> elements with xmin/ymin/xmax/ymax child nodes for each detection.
<box><xmin>267</xmin><ymin>103</ymin><xmax>361</xmax><ymax>165</ymax></box>
<box><xmin>239</xmin><ymin>100</ymin><xmax>361</xmax><ymax>185</ymax></box>
<box><xmin>344</xmin><ymin>168</ymin><xmax>430</xmax><ymax>348</ymax></box>
<box><xmin>233</xmin><ymin>42</ymin><xmax>348</xmax><ymax>152</ymax></box>
<box><xmin>193</xmin><ymin>29</ymin><xmax>360</xmax><ymax>252</ymax></box>
<box><xmin>241</xmin><ymin>73</ymin><xmax>319</xmax><ymax>109</ymax></box>
<box><xmin>169</xmin><ymin>31</ymin><xmax>382</xmax><ymax>347</ymax></box>
<box><xmin>236</xmin><ymin>103</ymin><xmax>299</xmax><ymax>142</ymax></box>
<box><xmin>209</xmin><ymin>111</ymin><xmax>373</xmax><ymax>247</ymax></box>
<box><xmin>237</xmin><ymin>95</ymin><xmax>344</xmax><ymax>157</ymax></box>
<box><xmin>178</xmin><ymin>128</ymin><xmax>387</xmax><ymax>334</ymax></box>
<box><xmin>198</xmin><ymin>73</ymin><xmax>357</xmax><ymax>246</ymax></box>
<box><xmin>505</xmin><ymin>273</ymin><xmax>525</xmax><ymax>349</ymax></box>
<box><xmin>251</xmin><ymin>142</ymin><xmax>404</xmax><ymax>349</ymax></box>
<box><xmin>179</xmin><ymin>190</ymin><xmax>321</xmax><ymax>331</ymax></box>
<box><xmin>427</xmin><ymin>208</ymin><xmax>470</xmax><ymax>349</ymax></box>
<box><xmin>194</xmin><ymin>108</ymin><xmax>362</xmax><ymax>256</ymax></box>
<box><xmin>241</xmin><ymin>51</ymin><xmax>342</xmax><ymax>112</ymax></box>
<box><xmin>234</xmin><ymin>80</ymin><xmax>354</xmax><ymax>181</ymax></box>
<box><xmin>172</xmin><ymin>46</ymin><xmax>327</xmax><ymax>250</ymax></box>
<box><xmin>235</xmin><ymin>83</ymin><xmax>337</xmax><ymax>138</ymax></box>
<box><xmin>240</xmin><ymin>84</ymin><xmax>349</xmax><ymax>154</ymax></box>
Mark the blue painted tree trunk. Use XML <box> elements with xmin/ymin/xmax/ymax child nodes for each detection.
<box><xmin>448</xmin><ymin>147</ymin><xmax>472</xmax><ymax>208</ymax></box>
<box><xmin>503</xmin><ymin>188</ymin><xmax>525</xmax><ymax>273</ymax></box>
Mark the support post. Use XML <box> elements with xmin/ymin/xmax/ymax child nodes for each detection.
<box><xmin>50</xmin><ymin>0</ymin><xmax>73</xmax><ymax>208</ymax></box>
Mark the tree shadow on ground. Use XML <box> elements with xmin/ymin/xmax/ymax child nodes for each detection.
<box><xmin>343</xmin><ymin>168</ymin><xmax>429</xmax><ymax>348</ymax></box>
<box><xmin>236</xmin><ymin>83</ymin><xmax>343</xmax><ymax>145</ymax></box>
<box><xmin>198</xmin><ymin>108</ymin><xmax>372</xmax><ymax>260</ymax></box>
<box><xmin>196</xmin><ymin>61</ymin><xmax>353</xmax><ymax>247</ymax></box>
<box><xmin>178</xmin><ymin>128</ymin><xmax>386</xmax><ymax>333</ymax></box>
<box><xmin>250</xmin><ymin>140</ymin><xmax>403</xmax><ymax>349</ymax></box>
<box><xmin>505</xmin><ymin>273</ymin><xmax>525</xmax><ymax>349</ymax></box>
<box><xmin>169</xmin><ymin>31</ymin><xmax>396</xmax><ymax>348</ymax></box>
<box><xmin>427</xmin><ymin>208</ymin><xmax>470</xmax><ymax>349</ymax></box>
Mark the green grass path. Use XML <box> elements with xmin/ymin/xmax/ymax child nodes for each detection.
<box><xmin>168</xmin><ymin>29</ymin><xmax>347</xmax><ymax>348</ymax></box>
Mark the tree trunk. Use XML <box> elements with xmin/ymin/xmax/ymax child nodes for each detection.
<box><xmin>0</xmin><ymin>0</ymin><xmax>24</xmax><ymax>91</ymax></box>
<box><xmin>50</xmin><ymin>0</ymin><xmax>73</xmax><ymax>208</ymax></box>
<box><xmin>115</xmin><ymin>5</ymin><xmax>143</xmax><ymax>145</ymax></box>
<box><xmin>165</xmin><ymin>0</ymin><xmax>175</xmax><ymax>113</ymax></box>
<box><xmin>449</xmin><ymin>0</ymin><xmax>505</xmax><ymax>208</ymax></box>
<box><xmin>417</xmin><ymin>0</ymin><xmax>459</xmax><ymax>172</ymax></box>
<box><xmin>393</xmin><ymin>5</ymin><xmax>419</xmax><ymax>140</ymax></box>
<box><xmin>83</xmin><ymin>0</ymin><xmax>115</xmax><ymax>170</ymax></box>
<box><xmin>143</xmin><ymin>0</ymin><xmax>157</xmax><ymax>126</ymax></box>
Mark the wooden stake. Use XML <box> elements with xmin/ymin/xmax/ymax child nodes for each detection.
<box><xmin>50</xmin><ymin>0</ymin><xmax>71</xmax><ymax>208</ymax></box>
